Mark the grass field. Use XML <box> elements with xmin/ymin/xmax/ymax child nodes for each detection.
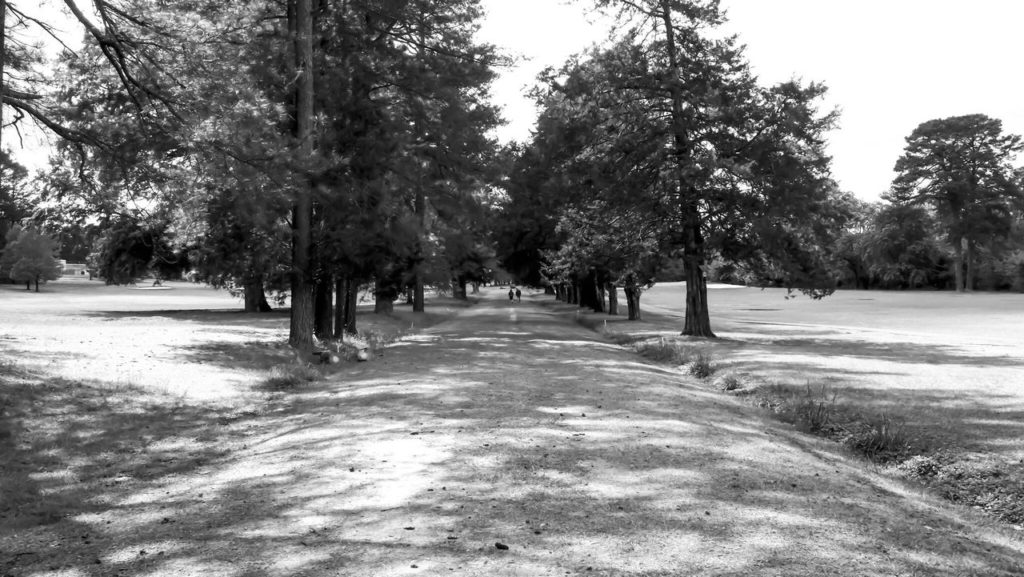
<box><xmin>581</xmin><ymin>282</ymin><xmax>1024</xmax><ymax>525</ymax></box>
<box><xmin>2</xmin><ymin>279</ymin><xmax>1024</xmax><ymax>575</ymax></box>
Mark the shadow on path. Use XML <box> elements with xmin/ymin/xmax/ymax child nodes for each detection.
<box><xmin>2</xmin><ymin>289</ymin><xmax>1023</xmax><ymax>576</ymax></box>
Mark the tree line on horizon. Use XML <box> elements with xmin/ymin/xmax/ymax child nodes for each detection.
<box><xmin>1</xmin><ymin>0</ymin><xmax>1023</xmax><ymax>344</ymax></box>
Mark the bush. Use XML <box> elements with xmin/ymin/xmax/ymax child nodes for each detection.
<box><xmin>634</xmin><ymin>337</ymin><xmax>688</xmax><ymax>364</ymax></box>
<box><xmin>631</xmin><ymin>337</ymin><xmax>713</xmax><ymax>373</ymax></box>
<box><xmin>260</xmin><ymin>363</ymin><xmax>321</xmax><ymax>390</ymax></box>
<box><xmin>688</xmin><ymin>351</ymin><xmax>715</xmax><ymax>379</ymax></box>
<box><xmin>749</xmin><ymin>382</ymin><xmax>837</xmax><ymax>434</ymax></box>
<box><xmin>896</xmin><ymin>452</ymin><xmax>1024</xmax><ymax>525</ymax></box>
<box><xmin>844</xmin><ymin>414</ymin><xmax>908</xmax><ymax>462</ymax></box>
<box><xmin>898</xmin><ymin>455</ymin><xmax>942</xmax><ymax>478</ymax></box>
<box><xmin>791</xmin><ymin>383</ymin><xmax>837</xmax><ymax>433</ymax></box>
<box><xmin>713</xmin><ymin>373</ymin><xmax>744</xmax><ymax>391</ymax></box>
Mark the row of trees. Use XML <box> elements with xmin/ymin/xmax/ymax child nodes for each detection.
<box><xmin>833</xmin><ymin>129</ymin><xmax>1024</xmax><ymax>291</ymax></box>
<box><xmin>494</xmin><ymin>2</ymin><xmax>1023</xmax><ymax>336</ymax></box>
<box><xmin>3</xmin><ymin>1</ymin><xmax>1022</xmax><ymax>342</ymax></box>
<box><xmin>495</xmin><ymin>0</ymin><xmax>851</xmax><ymax>336</ymax></box>
<box><xmin>2</xmin><ymin>0</ymin><xmax>505</xmax><ymax>351</ymax></box>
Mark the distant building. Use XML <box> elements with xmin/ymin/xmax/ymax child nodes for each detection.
<box><xmin>60</xmin><ymin>262</ymin><xmax>89</xmax><ymax>277</ymax></box>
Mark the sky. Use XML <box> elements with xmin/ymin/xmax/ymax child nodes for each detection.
<box><xmin>6</xmin><ymin>1</ymin><xmax>1023</xmax><ymax>203</ymax></box>
<box><xmin>476</xmin><ymin>0</ymin><xmax>1024</xmax><ymax>201</ymax></box>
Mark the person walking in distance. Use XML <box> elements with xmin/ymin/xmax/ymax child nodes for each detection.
<box><xmin>515</xmin><ymin>287</ymin><xmax>521</xmax><ymax>302</ymax></box>
<box><xmin>509</xmin><ymin>287</ymin><xmax>515</xmax><ymax>302</ymax></box>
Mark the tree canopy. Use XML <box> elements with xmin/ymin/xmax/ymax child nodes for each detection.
<box><xmin>890</xmin><ymin>114</ymin><xmax>1023</xmax><ymax>292</ymax></box>
<box><xmin>501</xmin><ymin>0</ymin><xmax>849</xmax><ymax>336</ymax></box>
<box><xmin>1</xmin><ymin>225</ymin><xmax>60</xmax><ymax>290</ymax></box>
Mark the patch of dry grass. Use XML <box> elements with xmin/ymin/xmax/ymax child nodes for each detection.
<box><xmin>581</xmin><ymin>289</ymin><xmax>1024</xmax><ymax>528</ymax></box>
<box><xmin>259</xmin><ymin>363</ymin><xmax>322</xmax><ymax>391</ymax></box>
<box><xmin>0</xmin><ymin>372</ymin><xmax>236</xmax><ymax>532</ymax></box>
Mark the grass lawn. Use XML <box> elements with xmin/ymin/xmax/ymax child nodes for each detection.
<box><xmin>576</xmin><ymin>282</ymin><xmax>1024</xmax><ymax>525</ymax></box>
<box><xmin>3</xmin><ymin>279</ymin><xmax>1024</xmax><ymax>576</ymax></box>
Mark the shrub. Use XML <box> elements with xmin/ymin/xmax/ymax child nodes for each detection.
<box><xmin>632</xmin><ymin>337</ymin><xmax>710</xmax><ymax>368</ymax></box>
<box><xmin>362</xmin><ymin>329</ymin><xmax>397</xmax><ymax>354</ymax></box>
<box><xmin>845</xmin><ymin>414</ymin><xmax>908</xmax><ymax>461</ymax></box>
<box><xmin>792</xmin><ymin>383</ymin><xmax>837</xmax><ymax>433</ymax></box>
<box><xmin>898</xmin><ymin>454</ymin><xmax>942</xmax><ymax>478</ymax></box>
<box><xmin>634</xmin><ymin>337</ymin><xmax>685</xmax><ymax>364</ymax></box>
<box><xmin>713</xmin><ymin>373</ymin><xmax>744</xmax><ymax>391</ymax></box>
<box><xmin>749</xmin><ymin>382</ymin><xmax>837</xmax><ymax>433</ymax></box>
<box><xmin>260</xmin><ymin>363</ymin><xmax>321</xmax><ymax>390</ymax></box>
<box><xmin>688</xmin><ymin>351</ymin><xmax>716</xmax><ymax>379</ymax></box>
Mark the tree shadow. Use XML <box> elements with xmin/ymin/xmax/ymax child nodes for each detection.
<box><xmin>81</xmin><ymin>309</ymin><xmax>291</xmax><ymax>331</ymax></box>
<box><xmin>2</xmin><ymin>295</ymin><xmax>1023</xmax><ymax>576</ymax></box>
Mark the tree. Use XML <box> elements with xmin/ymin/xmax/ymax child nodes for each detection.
<box><xmin>1</xmin><ymin>226</ymin><xmax>60</xmax><ymax>290</ymax></box>
<box><xmin>863</xmin><ymin>203</ymin><xmax>949</xmax><ymax>289</ymax></box>
<box><xmin>0</xmin><ymin>150</ymin><xmax>29</xmax><ymax>255</ymax></box>
<box><xmin>187</xmin><ymin>181</ymin><xmax>290</xmax><ymax>312</ymax></box>
<box><xmin>890</xmin><ymin>114</ymin><xmax>1023</xmax><ymax>292</ymax></box>
<box><xmin>520</xmin><ymin>2</ymin><xmax>846</xmax><ymax>336</ymax></box>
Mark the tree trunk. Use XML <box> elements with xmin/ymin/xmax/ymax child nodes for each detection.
<box><xmin>964</xmin><ymin>238</ymin><xmax>975</xmax><ymax>292</ymax></box>
<box><xmin>412</xmin><ymin>32</ymin><xmax>428</xmax><ymax>314</ymax></box>
<box><xmin>568</xmin><ymin>282</ymin><xmax>579</xmax><ymax>305</ymax></box>
<box><xmin>414</xmin><ymin>276</ymin><xmax>425</xmax><ymax>311</ymax></box>
<box><xmin>243</xmin><ymin>276</ymin><xmax>272</xmax><ymax>312</ymax></box>
<box><xmin>554</xmin><ymin>284</ymin><xmax>564</xmax><ymax>301</ymax></box>
<box><xmin>659</xmin><ymin>1</ymin><xmax>715</xmax><ymax>337</ymax></box>
<box><xmin>314</xmin><ymin>274</ymin><xmax>333</xmax><ymax>339</ymax></box>
<box><xmin>34</xmin><ymin>278</ymin><xmax>39</xmax><ymax>292</ymax></box>
<box><xmin>374</xmin><ymin>278</ymin><xmax>394</xmax><ymax>314</ymax></box>
<box><xmin>607</xmin><ymin>282</ymin><xmax>619</xmax><ymax>316</ymax></box>
<box><xmin>682</xmin><ymin>254</ymin><xmax>714</xmax><ymax>336</ymax></box>
<box><xmin>624</xmin><ymin>283</ymin><xmax>641</xmax><ymax>321</ymax></box>
<box><xmin>345</xmin><ymin>279</ymin><xmax>358</xmax><ymax>333</ymax></box>
<box><xmin>452</xmin><ymin>277</ymin><xmax>468</xmax><ymax>300</ymax></box>
<box><xmin>0</xmin><ymin>0</ymin><xmax>6</xmax><ymax>166</ymax></box>
<box><xmin>953</xmin><ymin>236</ymin><xmax>965</xmax><ymax>293</ymax></box>
<box><xmin>333</xmin><ymin>277</ymin><xmax>346</xmax><ymax>338</ymax></box>
<box><xmin>579</xmin><ymin>271</ymin><xmax>596</xmax><ymax>311</ymax></box>
<box><xmin>287</xmin><ymin>0</ymin><xmax>316</xmax><ymax>352</ymax></box>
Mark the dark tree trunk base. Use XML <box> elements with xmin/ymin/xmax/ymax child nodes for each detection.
<box><xmin>607</xmin><ymin>283</ymin><xmax>619</xmax><ymax>316</ymax></box>
<box><xmin>314</xmin><ymin>275</ymin><xmax>333</xmax><ymax>339</ymax></box>
<box><xmin>682</xmin><ymin>266</ymin><xmax>715</xmax><ymax>337</ymax></box>
<box><xmin>624</xmin><ymin>286</ymin><xmax>641</xmax><ymax>321</ymax></box>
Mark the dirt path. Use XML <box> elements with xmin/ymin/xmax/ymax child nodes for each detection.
<box><xmin>4</xmin><ymin>288</ymin><xmax>1024</xmax><ymax>576</ymax></box>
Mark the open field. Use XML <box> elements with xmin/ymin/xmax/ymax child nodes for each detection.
<box><xmin>0</xmin><ymin>279</ymin><xmax>460</xmax><ymax>403</ymax></box>
<box><xmin>2</xmin><ymin>281</ymin><xmax>1024</xmax><ymax>576</ymax></box>
<box><xmin>640</xmin><ymin>283</ymin><xmax>1024</xmax><ymax>457</ymax></box>
<box><xmin>579</xmin><ymin>282</ymin><xmax>1024</xmax><ymax>524</ymax></box>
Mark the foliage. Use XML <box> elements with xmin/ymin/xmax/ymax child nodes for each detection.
<box><xmin>508</xmin><ymin>0</ymin><xmax>848</xmax><ymax>335</ymax></box>
<box><xmin>92</xmin><ymin>218</ymin><xmax>186</xmax><ymax>284</ymax></box>
<box><xmin>844</xmin><ymin>414</ymin><xmax>909</xmax><ymax>462</ymax></box>
<box><xmin>0</xmin><ymin>152</ymin><xmax>32</xmax><ymax>261</ymax></box>
<box><xmin>712</xmin><ymin>372</ymin><xmax>744</xmax><ymax>391</ymax></box>
<box><xmin>259</xmin><ymin>363</ymin><xmax>321</xmax><ymax>391</ymax></box>
<box><xmin>687</xmin><ymin>350</ymin><xmax>716</xmax><ymax>379</ymax></box>
<box><xmin>0</xmin><ymin>226</ymin><xmax>61</xmax><ymax>289</ymax></box>
<box><xmin>889</xmin><ymin>114</ymin><xmax>1023</xmax><ymax>292</ymax></box>
<box><xmin>898</xmin><ymin>453</ymin><xmax>1024</xmax><ymax>525</ymax></box>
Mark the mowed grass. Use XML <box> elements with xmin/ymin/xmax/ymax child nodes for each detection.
<box><xmin>577</xmin><ymin>282</ymin><xmax>1024</xmax><ymax>526</ymax></box>
<box><xmin>0</xmin><ymin>279</ymin><xmax>475</xmax><ymax>536</ymax></box>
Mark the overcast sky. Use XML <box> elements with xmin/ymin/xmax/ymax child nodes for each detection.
<box><xmin>478</xmin><ymin>0</ymin><xmax>1024</xmax><ymax>201</ymax></box>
